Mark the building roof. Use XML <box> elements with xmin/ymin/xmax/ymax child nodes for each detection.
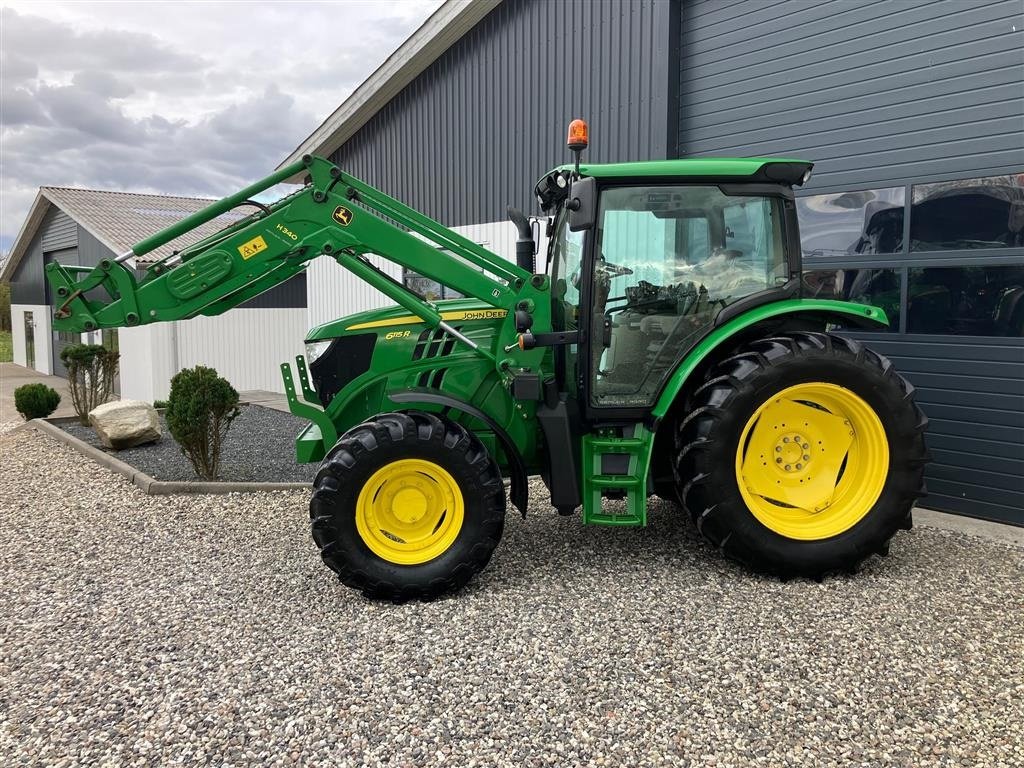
<box><xmin>0</xmin><ymin>186</ymin><xmax>248</xmax><ymax>281</ymax></box>
<box><xmin>278</xmin><ymin>0</ymin><xmax>501</xmax><ymax>176</ymax></box>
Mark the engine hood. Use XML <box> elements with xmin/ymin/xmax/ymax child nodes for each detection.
<box><xmin>305</xmin><ymin>298</ymin><xmax>508</xmax><ymax>342</ymax></box>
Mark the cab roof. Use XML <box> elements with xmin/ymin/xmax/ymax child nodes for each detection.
<box><xmin>534</xmin><ymin>157</ymin><xmax>814</xmax><ymax>212</ymax></box>
<box><xmin>567</xmin><ymin>157</ymin><xmax>811</xmax><ymax>179</ymax></box>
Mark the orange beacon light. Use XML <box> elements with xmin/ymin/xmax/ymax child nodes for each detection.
<box><xmin>567</xmin><ymin>119</ymin><xmax>589</xmax><ymax>151</ymax></box>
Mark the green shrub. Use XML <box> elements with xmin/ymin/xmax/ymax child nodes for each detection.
<box><xmin>165</xmin><ymin>366</ymin><xmax>240</xmax><ymax>481</ymax></box>
<box><xmin>14</xmin><ymin>383</ymin><xmax>61</xmax><ymax>420</ymax></box>
<box><xmin>60</xmin><ymin>343</ymin><xmax>119</xmax><ymax>425</ymax></box>
<box><xmin>153</xmin><ymin>400</ymin><xmax>169</xmax><ymax>410</ymax></box>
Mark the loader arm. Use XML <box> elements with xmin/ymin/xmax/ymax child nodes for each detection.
<box><xmin>46</xmin><ymin>156</ymin><xmax>538</xmax><ymax>363</ymax></box>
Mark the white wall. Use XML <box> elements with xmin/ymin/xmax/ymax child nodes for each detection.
<box><xmin>304</xmin><ymin>218</ymin><xmax>551</xmax><ymax>330</ymax></box>
<box><xmin>119</xmin><ymin>308</ymin><xmax>307</xmax><ymax>401</ymax></box>
<box><xmin>119</xmin><ymin>322</ymin><xmax>178</xmax><ymax>402</ymax></box>
<box><xmin>306</xmin><ymin>254</ymin><xmax>403</xmax><ymax>329</ymax></box>
<box><xmin>10</xmin><ymin>304</ymin><xmax>52</xmax><ymax>374</ymax></box>
<box><xmin>450</xmin><ymin>219</ymin><xmax>551</xmax><ymax>269</ymax></box>
<box><xmin>175</xmin><ymin>309</ymin><xmax>307</xmax><ymax>393</ymax></box>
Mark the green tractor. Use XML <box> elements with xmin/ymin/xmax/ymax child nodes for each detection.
<box><xmin>47</xmin><ymin>121</ymin><xmax>928</xmax><ymax>601</ymax></box>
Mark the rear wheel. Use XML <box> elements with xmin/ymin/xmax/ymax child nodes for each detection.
<box><xmin>310</xmin><ymin>411</ymin><xmax>505</xmax><ymax>601</ymax></box>
<box><xmin>675</xmin><ymin>332</ymin><xmax>928</xmax><ymax>579</ymax></box>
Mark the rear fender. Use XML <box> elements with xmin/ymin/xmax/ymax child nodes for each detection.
<box><xmin>651</xmin><ymin>298</ymin><xmax>888</xmax><ymax>422</ymax></box>
<box><xmin>641</xmin><ymin>299</ymin><xmax>888</xmax><ymax>490</ymax></box>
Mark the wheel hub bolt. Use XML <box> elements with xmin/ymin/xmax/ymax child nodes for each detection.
<box><xmin>796</xmin><ymin>463</ymin><xmax>803</xmax><ymax>470</ymax></box>
<box><xmin>776</xmin><ymin>458</ymin><xmax>782</xmax><ymax>463</ymax></box>
<box><xmin>783</xmin><ymin>437</ymin><xmax>790</xmax><ymax>443</ymax></box>
<box><xmin>784</xmin><ymin>464</ymin><xmax>791</xmax><ymax>471</ymax></box>
<box><xmin>803</xmin><ymin>454</ymin><xmax>810</xmax><ymax>461</ymax></box>
<box><xmin>776</xmin><ymin>446</ymin><xmax>782</xmax><ymax>452</ymax></box>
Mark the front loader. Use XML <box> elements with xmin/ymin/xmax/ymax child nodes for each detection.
<box><xmin>47</xmin><ymin>120</ymin><xmax>928</xmax><ymax>600</ymax></box>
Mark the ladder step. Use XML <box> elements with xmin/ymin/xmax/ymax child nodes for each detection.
<box><xmin>585</xmin><ymin>512</ymin><xmax>645</xmax><ymax>526</ymax></box>
<box><xmin>590</xmin><ymin>475</ymin><xmax>643</xmax><ymax>488</ymax></box>
<box><xmin>587</xmin><ymin>438</ymin><xmax>645</xmax><ymax>451</ymax></box>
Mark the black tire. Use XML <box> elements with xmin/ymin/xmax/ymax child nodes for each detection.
<box><xmin>310</xmin><ymin>411</ymin><xmax>505</xmax><ymax>602</ymax></box>
<box><xmin>674</xmin><ymin>332</ymin><xmax>928</xmax><ymax>579</ymax></box>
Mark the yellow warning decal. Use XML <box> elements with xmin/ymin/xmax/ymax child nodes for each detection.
<box><xmin>346</xmin><ymin>309</ymin><xmax>508</xmax><ymax>331</ymax></box>
<box><xmin>333</xmin><ymin>206</ymin><xmax>354</xmax><ymax>226</ymax></box>
<box><xmin>238</xmin><ymin>235</ymin><xmax>268</xmax><ymax>260</ymax></box>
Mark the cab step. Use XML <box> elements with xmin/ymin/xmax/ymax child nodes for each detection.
<box><xmin>581</xmin><ymin>428</ymin><xmax>650</xmax><ymax>526</ymax></box>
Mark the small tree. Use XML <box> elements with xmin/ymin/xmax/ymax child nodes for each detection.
<box><xmin>165</xmin><ymin>366</ymin><xmax>240</xmax><ymax>481</ymax></box>
<box><xmin>14</xmin><ymin>383</ymin><xmax>60</xmax><ymax>420</ymax></box>
<box><xmin>61</xmin><ymin>343</ymin><xmax>119</xmax><ymax>425</ymax></box>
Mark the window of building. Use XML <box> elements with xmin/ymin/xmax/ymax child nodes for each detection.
<box><xmin>910</xmin><ymin>174</ymin><xmax>1024</xmax><ymax>252</ymax></box>
<box><xmin>802</xmin><ymin>268</ymin><xmax>901</xmax><ymax>332</ymax></box>
<box><xmin>797</xmin><ymin>187</ymin><xmax>905</xmax><ymax>258</ymax></box>
<box><xmin>907</xmin><ymin>265</ymin><xmax>1024</xmax><ymax>336</ymax></box>
<box><xmin>403</xmin><ymin>270</ymin><xmax>462</xmax><ymax>301</ymax></box>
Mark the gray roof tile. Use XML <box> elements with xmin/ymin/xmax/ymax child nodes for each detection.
<box><xmin>40</xmin><ymin>187</ymin><xmax>251</xmax><ymax>264</ymax></box>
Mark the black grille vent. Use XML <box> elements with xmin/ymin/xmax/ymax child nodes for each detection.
<box><xmin>416</xmin><ymin>368</ymin><xmax>448</xmax><ymax>389</ymax></box>
<box><xmin>411</xmin><ymin>326</ymin><xmax>461</xmax><ymax>390</ymax></box>
<box><xmin>412</xmin><ymin>326</ymin><xmax>461</xmax><ymax>361</ymax></box>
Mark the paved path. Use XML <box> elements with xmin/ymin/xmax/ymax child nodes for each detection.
<box><xmin>0</xmin><ymin>362</ymin><xmax>79</xmax><ymax>422</ymax></box>
<box><xmin>239</xmin><ymin>389</ymin><xmax>290</xmax><ymax>413</ymax></box>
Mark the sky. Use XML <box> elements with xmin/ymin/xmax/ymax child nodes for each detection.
<box><xmin>0</xmin><ymin>0</ymin><xmax>442</xmax><ymax>257</ymax></box>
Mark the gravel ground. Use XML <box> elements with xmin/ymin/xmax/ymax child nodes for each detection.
<box><xmin>2</xmin><ymin>427</ymin><xmax>1022</xmax><ymax>767</ymax></box>
<box><xmin>59</xmin><ymin>405</ymin><xmax>316</xmax><ymax>483</ymax></box>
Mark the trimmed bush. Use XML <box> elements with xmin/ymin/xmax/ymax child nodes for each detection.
<box><xmin>14</xmin><ymin>383</ymin><xmax>60</xmax><ymax>420</ymax></box>
<box><xmin>153</xmin><ymin>400</ymin><xmax>169</xmax><ymax>410</ymax></box>
<box><xmin>165</xmin><ymin>366</ymin><xmax>240</xmax><ymax>481</ymax></box>
<box><xmin>60</xmin><ymin>343</ymin><xmax>119</xmax><ymax>425</ymax></box>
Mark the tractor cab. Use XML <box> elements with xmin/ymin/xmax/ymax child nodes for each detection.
<box><xmin>534</xmin><ymin>131</ymin><xmax>812</xmax><ymax>421</ymax></box>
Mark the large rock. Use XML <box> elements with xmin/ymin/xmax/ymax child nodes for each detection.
<box><xmin>88</xmin><ymin>400</ymin><xmax>161</xmax><ymax>450</ymax></box>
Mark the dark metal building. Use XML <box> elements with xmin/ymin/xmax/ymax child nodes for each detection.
<box><xmin>284</xmin><ymin>0</ymin><xmax>1024</xmax><ymax>523</ymax></box>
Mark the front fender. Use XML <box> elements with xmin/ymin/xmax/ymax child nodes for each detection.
<box><xmin>650</xmin><ymin>298</ymin><xmax>888</xmax><ymax>420</ymax></box>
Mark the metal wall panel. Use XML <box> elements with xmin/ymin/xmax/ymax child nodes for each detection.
<box><xmin>330</xmin><ymin>0</ymin><xmax>676</xmax><ymax>226</ymax></box>
<box><xmin>843</xmin><ymin>332</ymin><xmax>1024</xmax><ymax>524</ymax></box>
<box><xmin>238</xmin><ymin>273</ymin><xmax>308</xmax><ymax>310</ymax></box>
<box><xmin>679</xmin><ymin>0</ymin><xmax>1024</xmax><ymax>193</ymax></box>
<box><xmin>76</xmin><ymin>226</ymin><xmax>113</xmax><ymax>269</ymax></box>
<box><xmin>9</xmin><ymin>233</ymin><xmax>45</xmax><ymax>305</ymax></box>
<box><xmin>10</xmin><ymin>207</ymin><xmax>80</xmax><ymax>305</ymax></box>
<box><xmin>681</xmin><ymin>0</ymin><xmax>1024</xmax><ymax>522</ymax></box>
<box><xmin>40</xmin><ymin>208</ymin><xmax>77</xmax><ymax>252</ymax></box>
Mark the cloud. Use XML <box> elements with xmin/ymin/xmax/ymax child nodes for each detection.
<box><xmin>0</xmin><ymin>1</ymin><xmax>442</xmax><ymax>258</ymax></box>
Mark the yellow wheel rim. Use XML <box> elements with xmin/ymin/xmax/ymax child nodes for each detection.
<box><xmin>735</xmin><ymin>382</ymin><xmax>889</xmax><ymax>540</ymax></box>
<box><xmin>355</xmin><ymin>458</ymin><xmax>465</xmax><ymax>565</ymax></box>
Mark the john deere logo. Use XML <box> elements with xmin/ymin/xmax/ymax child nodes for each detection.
<box><xmin>333</xmin><ymin>206</ymin><xmax>354</xmax><ymax>226</ymax></box>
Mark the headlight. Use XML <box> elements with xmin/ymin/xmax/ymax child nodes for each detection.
<box><xmin>304</xmin><ymin>339</ymin><xmax>332</xmax><ymax>365</ymax></box>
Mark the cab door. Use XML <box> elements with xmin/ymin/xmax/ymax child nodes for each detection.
<box><xmin>581</xmin><ymin>184</ymin><xmax>790</xmax><ymax>416</ymax></box>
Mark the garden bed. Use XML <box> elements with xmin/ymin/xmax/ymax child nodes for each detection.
<box><xmin>56</xmin><ymin>404</ymin><xmax>317</xmax><ymax>484</ymax></box>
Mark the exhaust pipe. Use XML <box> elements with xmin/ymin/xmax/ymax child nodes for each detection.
<box><xmin>507</xmin><ymin>206</ymin><xmax>535</xmax><ymax>274</ymax></box>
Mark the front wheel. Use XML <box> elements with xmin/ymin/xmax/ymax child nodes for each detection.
<box><xmin>675</xmin><ymin>332</ymin><xmax>928</xmax><ymax>579</ymax></box>
<box><xmin>310</xmin><ymin>411</ymin><xmax>506</xmax><ymax>601</ymax></box>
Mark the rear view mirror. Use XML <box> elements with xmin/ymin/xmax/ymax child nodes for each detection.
<box><xmin>568</xmin><ymin>176</ymin><xmax>597</xmax><ymax>232</ymax></box>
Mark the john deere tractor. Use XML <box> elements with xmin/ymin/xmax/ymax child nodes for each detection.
<box><xmin>47</xmin><ymin>121</ymin><xmax>928</xmax><ymax>600</ymax></box>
